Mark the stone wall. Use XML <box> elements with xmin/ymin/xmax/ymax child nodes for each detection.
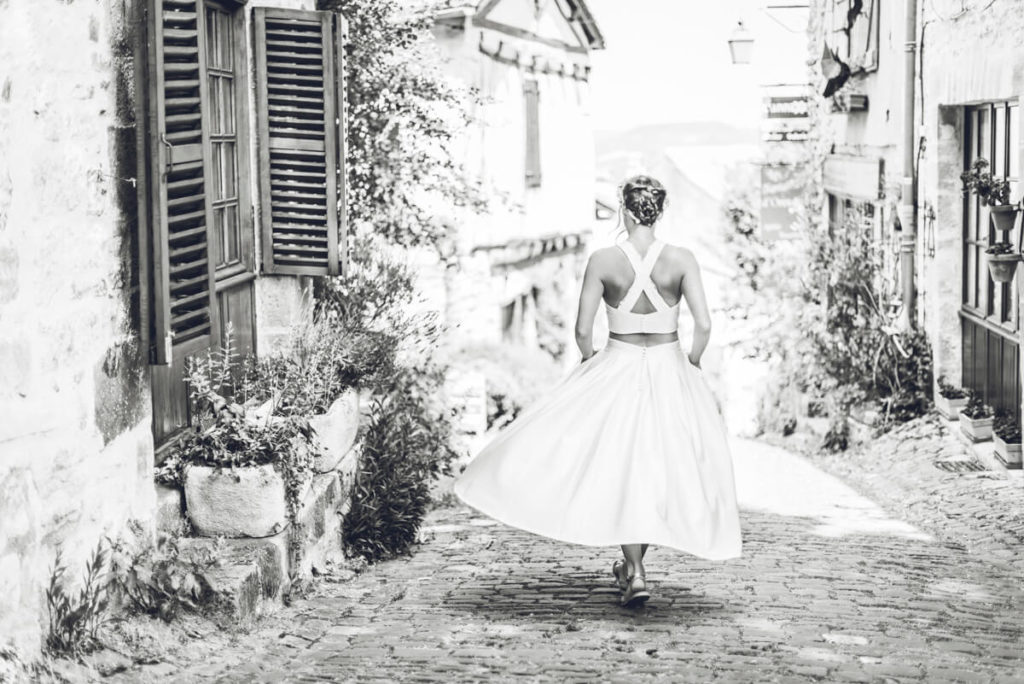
<box><xmin>0</xmin><ymin>0</ymin><xmax>155</xmax><ymax>657</ymax></box>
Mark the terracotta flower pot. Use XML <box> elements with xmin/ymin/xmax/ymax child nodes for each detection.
<box><xmin>989</xmin><ymin>204</ymin><xmax>1019</xmax><ymax>232</ymax></box>
<box><xmin>958</xmin><ymin>412</ymin><xmax>993</xmax><ymax>442</ymax></box>
<box><xmin>935</xmin><ymin>393</ymin><xmax>968</xmax><ymax>421</ymax></box>
<box><xmin>993</xmin><ymin>434</ymin><xmax>1023</xmax><ymax>469</ymax></box>
<box><xmin>986</xmin><ymin>252</ymin><xmax>1020</xmax><ymax>283</ymax></box>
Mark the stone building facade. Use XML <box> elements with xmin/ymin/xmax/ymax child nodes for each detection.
<box><xmin>813</xmin><ymin>0</ymin><xmax>1024</xmax><ymax>420</ymax></box>
<box><xmin>430</xmin><ymin>0</ymin><xmax>602</xmax><ymax>358</ymax></box>
<box><xmin>0</xmin><ymin>0</ymin><xmax>345</xmax><ymax>657</ymax></box>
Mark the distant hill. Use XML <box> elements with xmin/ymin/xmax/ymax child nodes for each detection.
<box><xmin>596</xmin><ymin>122</ymin><xmax>760</xmax><ymax>157</ymax></box>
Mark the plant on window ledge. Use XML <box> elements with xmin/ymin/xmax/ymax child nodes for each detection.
<box><xmin>962</xmin><ymin>158</ymin><xmax>1020</xmax><ymax>233</ymax></box>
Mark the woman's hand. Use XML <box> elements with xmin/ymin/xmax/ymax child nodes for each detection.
<box><xmin>687</xmin><ymin>354</ymin><xmax>701</xmax><ymax>369</ymax></box>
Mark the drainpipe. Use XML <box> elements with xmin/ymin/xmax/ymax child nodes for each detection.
<box><xmin>899</xmin><ymin>0</ymin><xmax>919</xmax><ymax>329</ymax></box>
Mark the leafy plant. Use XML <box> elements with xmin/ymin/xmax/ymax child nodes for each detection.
<box><xmin>319</xmin><ymin>0</ymin><xmax>488</xmax><ymax>249</ymax></box>
<box><xmin>993</xmin><ymin>413</ymin><xmax>1022</xmax><ymax>443</ymax></box>
<box><xmin>822</xmin><ymin>414</ymin><xmax>850</xmax><ymax>452</ymax></box>
<box><xmin>961</xmin><ymin>158</ymin><xmax>1012</xmax><ymax>206</ymax></box>
<box><xmin>158</xmin><ymin>341</ymin><xmax>319</xmax><ymax>523</ymax></box>
<box><xmin>992</xmin><ymin>410</ymin><xmax>1022</xmax><ymax>443</ymax></box>
<box><xmin>960</xmin><ymin>390</ymin><xmax>994</xmax><ymax>420</ymax></box>
<box><xmin>342</xmin><ymin>363</ymin><xmax>460</xmax><ymax>562</ymax></box>
<box><xmin>937</xmin><ymin>375</ymin><xmax>968</xmax><ymax>400</ymax></box>
<box><xmin>108</xmin><ymin>536</ymin><xmax>218</xmax><ymax>622</ymax></box>
<box><xmin>45</xmin><ymin>543</ymin><xmax>109</xmax><ymax>657</ymax></box>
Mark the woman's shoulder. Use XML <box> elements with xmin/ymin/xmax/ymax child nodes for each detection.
<box><xmin>658</xmin><ymin>242</ymin><xmax>699</xmax><ymax>269</ymax></box>
<box><xmin>586</xmin><ymin>246</ymin><xmax>624</xmax><ymax>268</ymax></box>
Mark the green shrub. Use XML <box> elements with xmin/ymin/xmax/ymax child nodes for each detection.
<box><xmin>45</xmin><ymin>543</ymin><xmax>109</xmax><ymax>657</ymax></box>
<box><xmin>342</xmin><ymin>363</ymin><xmax>459</xmax><ymax>562</ymax></box>
<box><xmin>108</xmin><ymin>535</ymin><xmax>218</xmax><ymax>622</ymax></box>
<box><xmin>822</xmin><ymin>415</ymin><xmax>850</xmax><ymax>452</ymax></box>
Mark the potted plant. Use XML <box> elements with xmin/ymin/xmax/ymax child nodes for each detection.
<box><xmin>155</xmin><ymin>347</ymin><xmax>321</xmax><ymax>538</ymax></box>
<box><xmin>985</xmin><ymin>241</ymin><xmax>1020</xmax><ymax>283</ymax></box>
<box><xmin>935</xmin><ymin>375</ymin><xmax>969</xmax><ymax>420</ymax></box>
<box><xmin>958</xmin><ymin>390</ymin><xmax>995</xmax><ymax>442</ymax></box>
<box><xmin>992</xmin><ymin>412</ymin><xmax>1022</xmax><ymax>469</ymax></box>
<box><xmin>961</xmin><ymin>158</ymin><xmax>1020</xmax><ymax>232</ymax></box>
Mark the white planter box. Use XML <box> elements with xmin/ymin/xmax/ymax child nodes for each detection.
<box><xmin>309</xmin><ymin>389</ymin><xmax>360</xmax><ymax>473</ymax></box>
<box><xmin>935</xmin><ymin>394</ymin><xmax>968</xmax><ymax>421</ymax></box>
<box><xmin>994</xmin><ymin>434</ymin><xmax>1023</xmax><ymax>469</ymax></box>
<box><xmin>958</xmin><ymin>413</ymin><xmax>993</xmax><ymax>442</ymax></box>
<box><xmin>185</xmin><ymin>464</ymin><xmax>288</xmax><ymax>538</ymax></box>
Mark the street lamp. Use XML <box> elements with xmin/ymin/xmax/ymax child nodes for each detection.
<box><xmin>728</xmin><ymin>20</ymin><xmax>754</xmax><ymax>65</ymax></box>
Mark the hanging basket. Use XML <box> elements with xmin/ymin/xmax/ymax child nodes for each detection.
<box><xmin>987</xmin><ymin>252</ymin><xmax>1021</xmax><ymax>282</ymax></box>
<box><xmin>990</xmin><ymin>204</ymin><xmax>1019</xmax><ymax>232</ymax></box>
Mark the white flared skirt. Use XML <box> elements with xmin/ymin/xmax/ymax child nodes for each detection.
<box><xmin>453</xmin><ymin>339</ymin><xmax>742</xmax><ymax>560</ymax></box>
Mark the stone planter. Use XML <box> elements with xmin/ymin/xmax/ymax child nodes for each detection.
<box><xmin>958</xmin><ymin>413</ymin><xmax>994</xmax><ymax>442</ymax></box>
<box><xmin>989</xmin><ymin>204</ymin><xmax>1019</xmax><ymax>233</ymax></box>
<box><xmin>986</xmin><ymin>252</ymin><xmax>1020</xmax><ymax>283</ymax></box>
<box><xmin>935</xmin><ymin>393</ymin><xmax>968</xmax><ymax>420</ymax></box>
<box><xmin>993</xmin><ymin>434</ymin><xmax>1023</xmax><ymax>469</ymax></box>
<box><xmin>308</xmin><ymin>388</ymin><xmax>360</xmax><ymax>473</ymax></box>
<box><xmin>185</xmin><ymin>464</ymin><xmax>290</xmax><ymax>538</ymax></box>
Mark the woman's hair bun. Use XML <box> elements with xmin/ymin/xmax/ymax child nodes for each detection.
<box><xmin>622</xmin><ymin>175</ymin><xmax>667</xmax><ymax>226</ymax></box>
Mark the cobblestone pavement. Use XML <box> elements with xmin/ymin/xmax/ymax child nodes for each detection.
<box><xmin>771</xmin><ymin>413</ymin><xmax>1024</xmax><ymax>575</ymax></box>
<box><xmin>130</xmin><ymin>438</ymin><xmax>1024</xmax><ymax>683</ymax></box>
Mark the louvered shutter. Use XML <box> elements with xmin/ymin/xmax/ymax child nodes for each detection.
<box><xmin>144</xmin><ymin>0</ymin><xmax>218</xmax><ymax>363</ymax></box>
<box><xmin>524</xmin><ymin>79</ymin><xmax>541</xmax><ymax>188</ymax></box>
<box><xmin>254</xmin><ymin>8</ymin><xmax>345</xmax><ymax>276</ymax></box>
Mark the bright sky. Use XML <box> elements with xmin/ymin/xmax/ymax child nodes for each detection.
<box><xmin>586</xmin><ymin>0</ymin><xmax>808</xmax><ymax>132</ymax></box>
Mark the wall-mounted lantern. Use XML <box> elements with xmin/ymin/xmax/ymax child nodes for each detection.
<box><xmin>728</xmin><ymin>20</ymin><xmax>754</xmax><ymax>65</ymax></box>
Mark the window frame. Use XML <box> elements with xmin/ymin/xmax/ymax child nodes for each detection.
<box><xmin>204</xmin><ymin>0</ymin><xmax>256</xmax><ymax>288</ymax></box>
<box><xmin>962</xmin><ymin>101</ymin><xmax>1019</xmax><ymax>335</ymax></box>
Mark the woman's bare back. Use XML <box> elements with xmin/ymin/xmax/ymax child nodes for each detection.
<box><xmin>590</xmin><ymin>240</ymin><xmax>696</xmax><ymax>346</ymax></box>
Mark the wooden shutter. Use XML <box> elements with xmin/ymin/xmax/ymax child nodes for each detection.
<box><xmin>144</xmin><ymin>0</ymin><xmax>218</xmax><ymax>363</ymax></box>
<box><xmin>524</xmin><ymin>79</ymin><xmax>541</xmax><ymax>188</ymax></box>
<box><xmin>254</xmin><ymin>8</ymin><xmax>345</xmax><ymax>276</ymax></box>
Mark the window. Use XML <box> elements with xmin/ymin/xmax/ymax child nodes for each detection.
<box><xmin>524</xmin><ymin>79</ymin><xmax>541</xmax><ymax>188</ymax></box>
<box><xmin>962</xmin><ymin>101</ymin><xmax>1020</xmax><ymax>413</ymax></box>
<box><xmin>141</xmin><ymin>0</ymin><xmax>347</xmax><ymax>446</ymax></box>
<box><xmin>142</xmin><ymin>0</ymin><xmax>347</xmax><ymax>363</ymax></box>
<box><xmin>205</xmin><ymin>2</ymin><xmax>252</xmax><ymax>278</ymax></box>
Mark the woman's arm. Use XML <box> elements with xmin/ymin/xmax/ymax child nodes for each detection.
<box><xmin>574</xmin><ymin>252</ymin><xmax>604</xmax><ymax>360</ymax></box>
<box><xmin>680</xmin><ymin>249</ymin><xmax>712</xmax><ymax>367</ymax></box>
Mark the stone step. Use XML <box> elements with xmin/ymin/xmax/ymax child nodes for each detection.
<box><xmin>174</xmin><ymin>441</ymin><xmax>361</xmax><ymax>623</ymax></box>
<box><xmin>178</xmin><ymin>535</ymin><xmax>288</xmax><ymax>626</ymax></box>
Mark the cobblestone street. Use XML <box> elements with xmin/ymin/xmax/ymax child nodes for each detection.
<box><xmin>112</xmin><ymin>438</ymin><xmax>1024</xmax><ymax>683</ymax></box>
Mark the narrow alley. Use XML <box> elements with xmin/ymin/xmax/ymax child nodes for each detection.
<box><xmin>123</xmin><ymin>439</ymin><xmax>1024</xmax><ymax>683</ymax></box>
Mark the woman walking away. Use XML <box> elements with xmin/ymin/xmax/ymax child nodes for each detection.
<box><xmin>454</xmin><ymin>175</ymin><xmax>742</xmax><ymax>607</ymax></box>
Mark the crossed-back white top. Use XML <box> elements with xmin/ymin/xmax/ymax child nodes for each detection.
<box><xmin>605</xmin><ymin>240</ymin><xmax>680</xmax><ymax>335</ymax></box>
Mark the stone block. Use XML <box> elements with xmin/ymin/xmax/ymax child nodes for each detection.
<box><xmin>309</xmin><ymin>389</ymin><xmax>360</xmax><ymax>473</ymax></box>
<box><xmin>155</xmin><ymin>484</ymin><xmax>184</xmax><ymax>533</ymax></box>
<box><xmin>178</xmin><ymin>535</ymin><xmax>288</xmax><ymax>625</ymax></box>
<box><xmin>290</xmin><ymin>471</ymin><xmax>344</xmax><ymax>578</ymax></box>
<box><xmin>185</xmin><ymin>464</ymin><xmax>288</xmax><ymax>538</ymax></box>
